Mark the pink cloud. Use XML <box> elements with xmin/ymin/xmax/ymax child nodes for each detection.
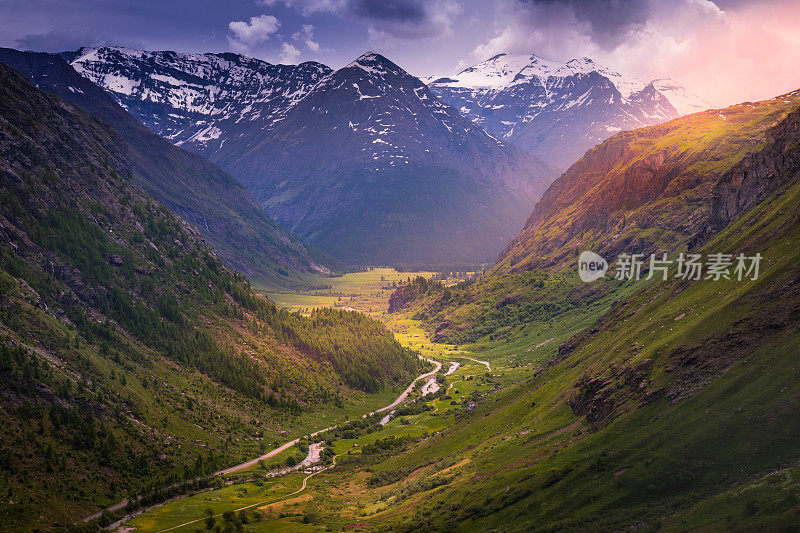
<box><xmin>465</xmin><ymin>0</ymin><xmax>800</xmax><ymax>107</ymax></box>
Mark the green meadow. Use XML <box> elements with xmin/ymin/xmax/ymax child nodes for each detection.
<box><xmin>263</xmin><ymin>267</ymin><xmax>477</xmax><ymax>317</ymax></box>
<box><xmin>124</xmin><ymin>354</ymin><xmax>497</xmax><ymax>532</ymax></box>
<box><xmin>118</xmin><ymin>269</ymin><xmax>499</xmax><ymax>531</ymax></box>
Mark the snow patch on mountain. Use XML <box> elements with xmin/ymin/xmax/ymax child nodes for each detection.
<box><xmin>433</xmin><ymin>53</ymin><xmax>707</xmax><ymax>116</ymax></box>
<box><xmin>433</xmin><ymin>53</ymin><xmax>658</xmax><ymax>101</ymax></box>
<box><xmin>427</xmin><ymin>52</ymin><xmax>707</xmax><ymax>168</ymax></box>
<box><xmin>69</xmin><ymin>46</ymin><xmax>332</xmax><ymax>158</ymax></box>
<box><xmin>651</xmin><ymin>78</ymin><xmax>711</xmax><ymax>115</ymax></box>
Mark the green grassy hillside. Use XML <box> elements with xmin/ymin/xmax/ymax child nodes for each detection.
<box><xmin>0</xmin><ymin>48</ymin><xmax>338</xmax><ymax>291</ymax></box>
<box><xmin>399</xmin><ymin>90</ymin><xmax>800</xmax><ymax>355</ymax></box>
<box><xmin>377</xmin><ymin>129</ymin><xmax>800</xmax><ymax>530</ymax></box>
<box><xmin>216</xmin><ymin>100</ymin><xmax>800</xmax><ymax>532</ymax></box>
<box><xmin>0</xmin><ymin>62</ymin><xmax>420</xmax><ymax>530</ymax></box>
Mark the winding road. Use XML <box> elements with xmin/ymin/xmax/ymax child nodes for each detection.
<box><xmin>156</xmin><ymin>454</ymin><xmax>341</xmax><ymax>533</ymax></box>
<box><xmin>83</xmin><ymin>358</ymin><xmax>442</xmax><ymax>524</ymax></box>
<box><xmin>369</xmin><ymin>358</ymin><xmax>442</xmax><ymax>416</ymax></box>
<box><xmin>454</xmin><ymin>355</ymin><xmax>491</xmax><ymax>372</ymax></box>
<box><xmin>222</xmin><ymin>358</ymin><xmax>442</xmax><ymax>474</ymax></box>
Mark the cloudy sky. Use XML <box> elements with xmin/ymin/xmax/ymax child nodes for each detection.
<box><xmin>1</xmin><ymin>0</ymin><xmax>799</xmax><ymax>106</ymax></box>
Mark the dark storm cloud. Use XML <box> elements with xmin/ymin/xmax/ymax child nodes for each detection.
<box><xmin>14</xmin><ymin>30</ymin><xmax>140</xmax><ymax>52</ymax></box>
<box><xmin>348</xmin><ymin>0</ymin><xmax>427</xmax><ymax>23</ymax></box>
<box><xmin>515</xmin><ymin>0</ymin><xmax>793</xmax><ymax>48</ymax></box>
<box><xmin>1</xmin><ymin>0</ymin><xmax>269</xmax><ymax>56</ymax></box>
<box><xmin>518</xmin><ymin>0</ymin><xmax>651</xmax><ymax>49</ymax></box>
<box><xmin>257</xmin><ymin>0</ymin><xmax>459</xmax><ymax>41</ymax></box>
<box><xmin>15</xmin><ymin>31</ymin><xmax>92</xmax><ymax>52</ymax></box>
<box><xmin>345</xmin><ymin>0</ymin><xmax>459</xmax><ymax>41</ymax></box>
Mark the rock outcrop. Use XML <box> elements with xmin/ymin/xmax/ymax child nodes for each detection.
<box><xmin>494</xmin><ymin>90</ymin><xmax>800</xmax><ymax>274</ymax></box>
<box><xmin>711</xmin><ymin>105</ymin><xmax>800</xmax><ymax>230</ymax></box>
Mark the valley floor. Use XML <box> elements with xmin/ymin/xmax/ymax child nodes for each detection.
<box><xmin>109</xmin><ymin>270</ymin><xmax>500</xmax><ymax>532</ymax></box>
<box><xmin>110</xmin><ymin>254</ymin><xmax>800</xmax><ymax>532</ymax></box>
<box><xmin>263</xmin><ymin>267</ymin><xmax>472</xmax><ymax>319</ymax></box>
<box><xmin>118</xmin><ymin>355</ymin><xmax>496</xmax><ymax>532</ymax></box>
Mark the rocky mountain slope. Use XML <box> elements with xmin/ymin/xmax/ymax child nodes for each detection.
<box><xmin>300</xmin><ymin>95</ymin><xmax>800</xmax><ymax>533</ymax></box>
<box><xmin>398</xmin><ymin>88</ymin><xmax>800</xmax><ymax>347</ymax></box>
<box><xmin>66</xmin><ymin>46</ymin><xmax>333</xmax><ymax>163</ymax></box>
<box><xmin>356</xmin><ymin>107</ymin><xmax>800</xmax><ymax>529</ymax></box>
<box><xmin>224</xmin><ymin>52</ymin><xmax>556</xmax><ymax>264</ymax></box>
<box><xmin>66</xmin><ymin>47</ymin><xmax>558</xmax><ymax>265</ymax></box>
<box><xmin>427</xmin><ymin>53</ymin><xmax>708</xmax><ymax>169</ymax></box>
<box><xmin>497</xmin><ymin>88</ymin><xmax>800</xmax><ymax>274</ymax></box>
<box><xmin>0</xmin><ymin>62</ymin><xmax>419</xmax><ymax>529</ymax></box>
<box><xmin>0</xmin><ymin>48</ymin><xmax>333</xmax><ymax>290</ymax></box>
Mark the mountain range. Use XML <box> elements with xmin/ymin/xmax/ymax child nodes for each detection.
<box><xmin>63</xmin><ymin>47</ymin><xmax>712</xmax><ymax>265</ymax></box>
<box><xmin>0</xmin><ymin>61</ymin><xmax>420</xmax><ymax>528</ymax></box>
<box><xmin>65</xmin><ymin>46</ymin><xmax>332</xmax><ymax>163</ymax></box>
<box><xmin>427</xmin><ymin>53</ymin><xmax>709</xmax><ymax>169</ymax></box>
<box><xmin>370</xmin><ymin>86</ymin><xmax>800</xmax><ymax>530</ymax></box>
<box><xmin>223</xmin><ymin>52</ymin><xmax>556</xmax><ymax>265</ymax></box>
<box><xmin>395</xmin><ymin>87</ymin><xmax>800</xmax><ymax>347</ymax></box>
<box><xmin>65</xmin><ymin>47</ymin><xmax>558</xmax><ymax>265</ymax></box>
<box><xmin>0</xmin><ymin>48</ymin><xmax>334</xmax><ymax>290</ymax></box>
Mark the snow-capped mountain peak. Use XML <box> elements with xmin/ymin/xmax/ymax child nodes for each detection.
<box><xmin>64</xmin><ymin>46</ymin><xmax>557</xmax><ymax>264</ymax></box>
<box><xmin>651</xmin><ymin>77</ymin><xmax>712</xmax><ymax>115</ymax></box>
<box><xmin>436</xmin><ymin>53</ymin><xmax>649</xmax><ymax>98</ymax></box>
<box><xmin>68</xmin><ymin>46</ymin><xmax>332</xmax><ymax>158</ymax></box>
<box><xmin>453</xmin><ymin>53</ymin><xmax>546</xmax><ymax>88</ymax></box>
<box><xmin>345</xmin><ymin>51</ymin><xmax>399</xmax><ymax>75</ymax></box>
<box><xmin>427</xmin><ymin>52</ymin><xmax>703</xmax><ymax>168</ymax></box>
<box><xmin>299</xmin><ymin>51</ymin><xmax>512</xmax><ymax>171</ymax></box>
<box><xmin>564</xmin><ymin>56</ymin><xmax>595</xmax><ymax>70</ymax></box>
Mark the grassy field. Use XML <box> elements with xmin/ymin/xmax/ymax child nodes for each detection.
<box><xmin>264</xmin><ymin>268</ymin><xmax>434</xmax><ymax>317</ymax></box>
<box><xmin>388</xmin><ymin>318</ymin><xmax>463</xmax><ymax>357</ymax></box>
<box><xmin>123</xmin><ymin>353</ymin><xmax>498</xmax><ymax>532</ymax></box>
<box><xmin>127</xmin><ymin>474</ymin><xmax>308</xmax><ymax>532</ymax></box>
<box><xmin>263</xmin><ymin>268</ymin><xmax>474</xmax><ymax>317</ymax></box>
<box><xmin>117</xmin><ymin>267</ymin><xmax>503</xmax><ymax>532</ymax></box>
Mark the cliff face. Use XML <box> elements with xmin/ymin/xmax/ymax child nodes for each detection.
<box><xmin>427</xmin><ymin>53</ymin><xmax>685</xmax><ymax>169</ymax></box>
<box><xmin>495</xmin><ymin>91</ymin><xmax>800</xmax><ymax>274</ymax></box>
<box><xmin>397</xmin><ymin>91</ymin><xmax>800</xmax><ymax>347</ymax></box>
<box><xmin>388</xmin><ymin>284</ymin><xmax>419</xmax><ymax>313</ymax></box>
<box><xmin>711</xmin><ymin>106</ymin><xmax>800</xmax><ymax>229</ymax></box>
<box><xmin>0</xmin><ymin>48</ymin><xmax>335</xmax><ymax>289</ymax></box>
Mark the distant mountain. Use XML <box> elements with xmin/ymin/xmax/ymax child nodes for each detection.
<box><xmin>427</xmin><ymin>53</ymin><xmax>708</xmax><ymax>169</ymax></box>
<box><xmin>0</xmin><ymin>61</ymin><xmax>419</xmax><ymax>528</ymax></box>
<box><xmin>0</xmin><ymin>48</ymin><xmax>334</xmax><ymax>289</ymax></box>
<box><xmin>69</xmin><ymin>48</ymin><xmax>558</xmax><ymax>265</ymax></box>
<box><xmin>225</xmin><ymin>52</ymin><xmax>557</xmax><ymax>265</ymax></box>
<box><xmin>650</xmin><ymin>77</ymin><xmax>711</xmax><ymax>115</ymax></box>
<box><xmin>497</xmin><ymin>88</ymin><xmax>800</xmax><ymax>274</ymax></box>
<box><xmin>66</xmin><ymin>46</ymin><xmax>332</xmax><ymax>163</ymax></box>
<box><xmin>400</xmin><ymin>87</ymin><xmax>800</xmax><ymax>346</ymax></box>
